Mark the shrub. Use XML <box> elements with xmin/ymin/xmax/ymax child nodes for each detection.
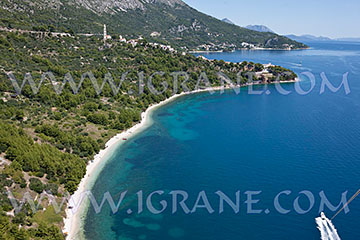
<box><xmin>29</xmin><ymin>178</ymin><xmax>44</xmax><ymax>194</ymax></box>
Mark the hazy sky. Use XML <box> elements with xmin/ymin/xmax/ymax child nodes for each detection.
<box><xmin>183</xmin><ymin>0</ymin><xmax>360</xmax><ymax>38</ymax></box>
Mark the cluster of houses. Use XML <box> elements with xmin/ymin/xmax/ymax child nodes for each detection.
<box><xmin>241</xmin><ymin>42</ymin><xmax>256</xmax><ymax>49</ymax></box>
<box><xmin>197</xmin><ymin>56</ymin><xmax>277</xmax><ymax>83</ymax></box>
<box><xmin>103</xmin><ymin>25</ymin><xmax>179</xmax><ymax>53</ymax></box>
<box><xmin>241</xmin><ymin>42</ymin><xmax>295</xmax><ymax>50</ymax></box>
<box><xmin>102</xmin><ymin>24</ymin><xmax>281</xmax><ymax>83</ymax></box>
<box><xmin>255</xmin><ymin>63</ymin><xmax>276</xmax><ymax>82</ymax></box>
<box><xmin>194</xmin><ymin>42</ymin><xmax>236</xmax><ymax>52</ymax></box>
<box><xmin>148</xmin><ymin>42</ymin><xmax>176</xmax><ymax>53</ymax></box>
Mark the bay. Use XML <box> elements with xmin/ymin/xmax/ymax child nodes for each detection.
<box><xmin>84</xmin><ymin>41</ymin><xmax>360</xmax><ymax>240</ymax></box>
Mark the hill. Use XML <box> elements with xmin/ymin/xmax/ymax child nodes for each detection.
<box><xmin>285</xmin><ymin>34</ymin><xmax>332</xmax><ymax>42</ymax></box>
<box><xmin>286</xmin><ymin>34</ymin><xmax>360</xmax><ymax>43</ymax></box>
<box><xmin>245</xmin><ymin>25</ymin><xmax>274</xmax><ymax>33</ymax></box>
<box><xmin>0</xmin><ymin>0</ymin><xmax>307</xmax><ymax>50</ymax></box>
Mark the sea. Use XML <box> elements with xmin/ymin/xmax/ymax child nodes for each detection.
<box><xmin>83</xmin><ymin>41</ymin><xmax>360</xmax><ymax>240</ymax></box>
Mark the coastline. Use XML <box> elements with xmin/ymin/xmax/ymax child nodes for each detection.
<box><xmin>62</xmin><ymin>87</ymin><xmax>220</xmax><ymax>239</ymax></box>
<box><xmin>189</xmin><ymin>50</ymin><xmax>225</xmax><ymax>53</ymax></box>
<box><xmin>189</xmin><ymin>47</ymin><xmax>309</xmax><ymax>53</ymax></box>
<box><xmin>62</xmin><ymin>80</ymin><xmax>298</xmax><ymax>240</ymax></box>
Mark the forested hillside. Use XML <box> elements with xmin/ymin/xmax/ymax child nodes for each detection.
<box><xmin>0</xmin><ymin>0</ymin><xmax>307</xmax><ymax>50</ymax></box>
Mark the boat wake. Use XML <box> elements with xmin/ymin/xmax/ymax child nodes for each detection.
<box><xmin>315</xmin><ymin>212</ymin><xmax>341</xmax><ymax>240</ymax></box>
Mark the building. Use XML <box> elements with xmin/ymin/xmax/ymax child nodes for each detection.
<box><xmin>119</xmin><ymin>35</ymin><xmax>127</xmax><ymax>43</ymax></box>
<box><xmin>263</xmin><ymin>63</ymin><xmax>274</xmax><ymax>68</ymax></box>
<box><xmin>150</xmin><ymin>31</ymin><xmax>161</xmax><ymax>37</ymax></box>
<box><xmin>241</xmin><ymin>42</ymin><xmax>255</xmax><ymax>49</ymax></box>
<box><xmin>127</xmin><ymin>39</ymin><xmax>138</xmax><ymax>47</ymax></box>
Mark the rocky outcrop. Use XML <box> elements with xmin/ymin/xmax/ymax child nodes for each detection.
<box><xmin>72</xmin><ymin>0</ymin><xmax>185</xmax><ymax>14</ymax></box>
<box><xmin>1</xmin><ymin>0</ymin><xmax>185</xmax><ymax>15</ymax></box>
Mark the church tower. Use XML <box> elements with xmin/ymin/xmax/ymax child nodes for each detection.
<box><xmin>103</xmin><ymin>24</ymin><xmax>107</xmax><ymax>45</ymax></box>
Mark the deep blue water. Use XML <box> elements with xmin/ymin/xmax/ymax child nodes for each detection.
<box><xmin>84</xmin><ymin>41</ymin><xmax>360</xmax><ymax>239</ymax></box>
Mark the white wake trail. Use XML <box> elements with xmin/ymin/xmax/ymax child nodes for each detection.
<box><xmin>315</xmin><ymin>212</ymin><xmax>341</xmax><ymax>240</ymax></box>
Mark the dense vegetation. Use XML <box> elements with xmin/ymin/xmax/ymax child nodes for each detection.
<box><xmin>0</xmin><ymin>123</ymin><xmax>85</xmax><ymax>193</ymax></box>
<box><xmin>268</xmin><ymin>66</ymin><xmax>298</xmax><ymax>81</ymax></box>
<box><xmin>0</xmin><ymin>29</ymin><xmax>297</xmax><ymax>239</ymax></box>
<box><xmin>0</xmin><ymin>0</ymin><xmax>307</xmax><ymax>50</ymax></box>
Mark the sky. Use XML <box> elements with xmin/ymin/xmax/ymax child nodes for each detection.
<box><xmin>182</xmin><ymin>0</ymin><xmax>360</xmax><ymax>38</ymax></box>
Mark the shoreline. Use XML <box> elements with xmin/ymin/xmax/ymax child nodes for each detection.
<box><xmin>62</xmin><ymin>80</ymin><xmax>298</xmax><ymax>239</ymax></box>
<box><xmin>62</xmin><ymin>87</ymin><xmax>222</xmax><ymax>239</ymax></box>
<box><xmin>189</xmin><ymin>47</ymin><xmax>309</xmax><ymax>53</ymax></box>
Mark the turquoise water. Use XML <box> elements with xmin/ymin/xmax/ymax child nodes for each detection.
<box><xmin>84</xmin><ymin>41</ymin><xmax>360</xmax><ymax>239</ymax></box>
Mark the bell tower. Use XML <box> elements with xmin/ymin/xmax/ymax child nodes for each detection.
<box><xmin>103</xmin><ymin>24</ymin><xmax>107</xmax><ymax>45</ymax></box>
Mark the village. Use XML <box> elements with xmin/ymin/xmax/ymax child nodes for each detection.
<box><xmin>102</xmin><ymin>24</ymin><xmax>178</xmax><ymax>54</ymax></box>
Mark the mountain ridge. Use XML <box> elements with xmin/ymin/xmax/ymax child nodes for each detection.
<box><xmin>286</xmin><ymin>34</ymin><xmax>360</xmax><ymax>42</ymax></box>
<box><xmin>0</xmin><ymin>0</ymin><xmax>307</xmax><ymax>50</ymax></box>
<box><xmin>75</xmin><ymin>0</ymin><xmax>186</xmax><ymax>14</ymax></box>
<box><xmin>285</xmin><ymin>34</ymin><xmax>332</xmax><ymax>42</ymax></box>
<box><xmin>245</xmin><ymin>25</ymin><xmax>274</xmax><ymax>33</ymax></box>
